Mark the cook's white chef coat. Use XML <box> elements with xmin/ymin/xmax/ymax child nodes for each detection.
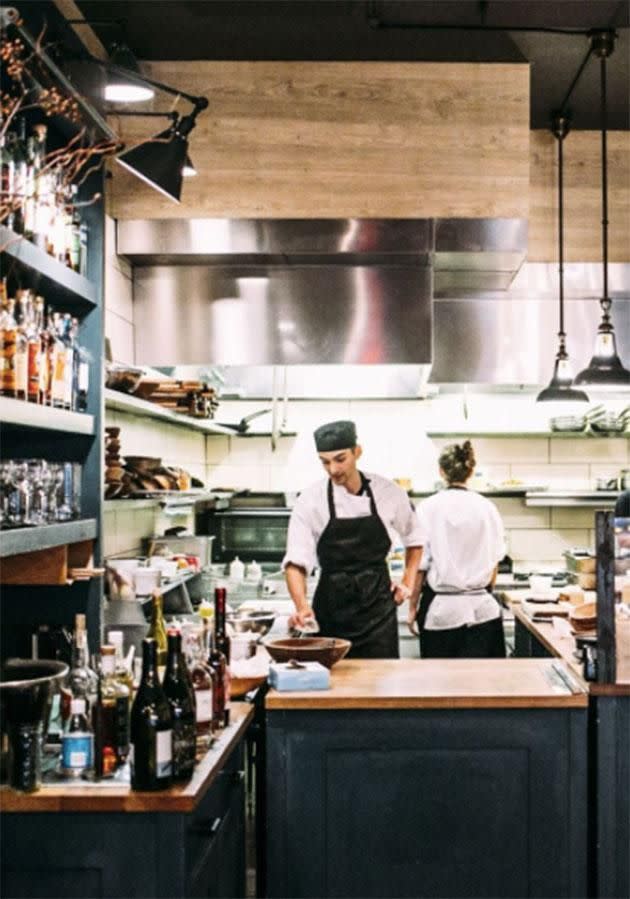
<box><xmin>282</xmin><ymin>472</ymin><xmax>423</xmax><ymax>573</ymax></box>
<box><xmin>416</xmin><ymin>488</ymin><xmax>505</xmax><ymax>630</ymax></box>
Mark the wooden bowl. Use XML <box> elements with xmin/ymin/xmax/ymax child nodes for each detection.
<box><xmin>264</xmin><ymin>637</ymin><xmax>352</xmax><ymax>669</ymax></box>
<box><xmin>570</xmin><ymin>601</ymin><xmax>597</xmax><ymax>632</ymax></box>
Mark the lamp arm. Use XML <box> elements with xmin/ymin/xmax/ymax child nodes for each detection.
<box><xmin>100</xmin><ymin>60</ymin><xmax>209</xmax><ymax>111</ymax></box>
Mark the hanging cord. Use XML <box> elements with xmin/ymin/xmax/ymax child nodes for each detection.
<box><xmin>552</xmin><ymin>115</ymin><xmax>569</xmax><ymax>354</ymax></box>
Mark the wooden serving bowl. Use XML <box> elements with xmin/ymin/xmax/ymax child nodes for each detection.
<box><xmin>570</xmin><ymin>601</ymin><xmax>597</xmax><ymax>632</ymax></box>
<box><xmin>264</xmin><ymin>637</ymin><xmax>352</xmax><ymax>669</ymax></box>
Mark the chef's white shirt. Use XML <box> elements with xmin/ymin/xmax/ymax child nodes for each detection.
<box><xmin>416</xmin><ymin>489</ymin><xmax>505</xmax><ymax>631</ymax></box>
<box><xmin>282</xmin><ymin>472</ymin><xmax>423</xmax><ymax>574</ymax></box>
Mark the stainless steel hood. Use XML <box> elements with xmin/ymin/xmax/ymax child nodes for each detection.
<box><xmin>118</xmin><ymin>217</ymin><xmax>527</xmax><ymax>368</ymax></box>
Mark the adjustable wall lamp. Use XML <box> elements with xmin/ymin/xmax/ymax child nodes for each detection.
<box><xmin>102</xmin><ymin>63</ymin><xmax>209</xmax><ymax>203</ymax></box>
<box><xmin>574</xmin><ymin>30</ymin><xmax>630</xmax><ymax>389</ymax></box>
<box><xmin>112</xmin><ymin>110</ymin><xmax>197</xmax><ymax>178</ymax></box>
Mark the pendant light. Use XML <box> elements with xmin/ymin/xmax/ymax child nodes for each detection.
<box><xmin>537</xmin><ymin>114</ymin><xmax>589</xmax><ymax>403</ymax></box>
<box><xmin>574</xmin><ymin>30</ymin><xmax>630</xmax><ymax>389</ymax></box>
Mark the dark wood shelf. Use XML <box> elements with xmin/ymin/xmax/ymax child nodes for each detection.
<box><xmin>1</xmin><ymin>225</ymin><xmax>98</xmax><ymax>308</ymax></box>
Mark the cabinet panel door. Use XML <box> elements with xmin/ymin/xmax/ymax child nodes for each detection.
<box><xmin>188</xmin><ymin>774</ymin><xmax>246</xmax><ymax>899</ymax></box>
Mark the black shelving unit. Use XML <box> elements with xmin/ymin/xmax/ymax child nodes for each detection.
<box><xmin>0</xmin><ymin>3</ymin><xmax>106</xmax><ymax>657</ymax></box>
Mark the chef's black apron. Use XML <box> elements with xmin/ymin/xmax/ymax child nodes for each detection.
<box><xmin>312</xmin><ymin>473</ymin><xmax>399</xmax><ymax>659</ymax></box>
<box><xmin>416</xmin><ymin>486</ymin><xmax>505</xmax><ymax>659</ymax></box>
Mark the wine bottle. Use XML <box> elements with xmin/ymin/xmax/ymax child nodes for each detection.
<box><xmin>214</xmin><ymin>587</ymin><xmax>231</xmax><ymax>726</ymax></box>
<box><xmin>207</xmin><ymin>630</ymin><xmax>227</xmax><ymax>731</ymax></box>
<box><xmin>163</xmin><ymin>629</ymin><xmax>196</xmax><ymax>780</ymax></box>
<box><xmin>146</xmin><ymin>590</ymin><xmax>168</xmax><ymax>667</ymax></box>
<box><xmin>129</xmin><ymin>638</ymin><xmax>173</xmax><ymax>791</ymax></box>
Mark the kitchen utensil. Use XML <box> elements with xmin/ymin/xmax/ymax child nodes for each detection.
<box><xmin>549</xmin><ymin>415</ymin><xmax>585</xmax><ymax>433</ymax></box>
<box><xmin>105</xmin><ymin>363</ymin><xmax>145</xmax><ymax>394</ymax></box>
<box><xmin>264</xmin><ymin>637</ymin><xmax>352</xmax><ymax>668</ymax></box>
<box><xmin>226</xmin><ymin>609</ymin><xmax>276</xmax><ymax>636</ymax></box>
<box><xmin>569</xmin><ymin>601</ymin><xmax>597</xmax><ymax>633</ymax></box>
<box><xmin>133</xmin><ymin>567</ymin><xmax>162</xmax><ymax>595</ymax></box>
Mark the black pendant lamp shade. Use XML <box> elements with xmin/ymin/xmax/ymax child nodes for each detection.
<box><xmin>574</xmin><ymin>31</ymin><xmax>630</xmax><ymax>389</ymax></box>
<box><xmin>115</xmin><ymin>107</ymin><xmax>203</xmax><ymax>203</ymax></box>
<box><xmin>536</xmin><ymin>115</ymin><xmax>589</xmax><ymax>403</ymax></box>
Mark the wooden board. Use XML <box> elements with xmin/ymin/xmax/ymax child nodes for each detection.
<box><xmin>514</xmin><ymin>607</ymin><xmax>630</xmax><ymax>696</ymax></box>
<box><xmin>0</xmin><ymin>703</ymin><xmax>253</xmax><ymax>813</ymax></box>
<box><xmin>265</xmin><ymin>658</ymin><xmax>588</xmax><ymax>709</ymax></box>
<box><xmin>108</xmin><ymin>61</ymin><xmax>529</xmax><ymax>220</ymax></box>
<box><xmin>529</xmin><ymin>129</ymin><xmax>630</xmax><ymax>262</ymax></box>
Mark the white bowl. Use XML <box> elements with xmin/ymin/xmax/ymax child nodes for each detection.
<box><xmin>134</xmin><ymin>567</ymin><xmax>162</xmax><ymax>595</ymax></box>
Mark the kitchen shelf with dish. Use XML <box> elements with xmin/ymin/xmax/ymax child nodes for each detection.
<box><xmin>0</xmin><ymin>396</ymin><xmax>95</xmax><ymax>436</ymax></box>
<box><xmin>0</xmin><ymin>225</ymin><xmax>98</xmax><ymax>309</ymax></box>
<box><xmin>105</xmin><ymin>386</ymin><xmax>296</xmax><ymax>437</ymax></box>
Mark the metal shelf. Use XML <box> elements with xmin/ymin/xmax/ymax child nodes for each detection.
<box><xmin>525</xmin><ymin>491</ymin><xmax>618</xmax><ymax>508</ymax></box>
<box><xmin>0</xmin><ymin>519</ymin><xmax>98</xmax><ymax>558</ymax></box>
<box><xmin>105</xmin><ymin>388</ymin><xmax>295</xmax><ymax>438</ymax></box>
<box><xmin>0</xmin><ymin>397</ymin><xmax>95</xmax><ymax>435</ymax></box>
<box><xmin>1</xmin><ymin>225</ymin><xmax>98</xmax><ymax>308</ymax></box>
<box><xmin>426</xmin><ymin>431</ymin><xmax>629</xmax><ymax>439</ymax></box>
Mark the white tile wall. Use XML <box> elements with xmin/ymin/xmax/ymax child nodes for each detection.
<box><xmin>103</xmin><ymin>390</ymin><xmax>629</xmax><ymax>567</ymax></box>
<box><xmin>104</xmin><ymin>215</ymin><xmax>134</xmax><ymax>364</ymax></box>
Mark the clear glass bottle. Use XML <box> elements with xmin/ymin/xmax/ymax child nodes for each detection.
<box><xmin>25</xmin><ymin>291</ymin><xmax>41</xmax><ymax>404</ymax></box>
<box><xmin>189</xmin><ymin>624</ymin><xmax>214</xmax><ymax>756</ymax></box>
<box><xmin>69</xmin><ymin>613</ymin><xmax>98</xmax><ymax>711</ymax></box>
<box><xmin>14</xmin><ymin>292</ymin><xmax>28</xmax><ymax>402</ymax></box>
<box><xmin>207</xmin><ymin>630</ymin><xmax>227</xmax><ymax>732</ymax></box>
<box><xmin>37</xmin><ymin>298</ymin><xmax>50</xmax><ymax>406</ymax></box>
<box><xmin>62</xmin><ymin>313</ymin><xmax>74</xmax><ymax>410</ymax></box>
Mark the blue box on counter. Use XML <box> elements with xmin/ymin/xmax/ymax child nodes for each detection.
<box><xmin>268</xmin><ymin>661</ymin><xmax>331</xmax><ymax>691</ymax></box>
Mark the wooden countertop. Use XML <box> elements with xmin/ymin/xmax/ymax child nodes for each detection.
<box><xmin>265</xmin><ymin>658</ymin><xmax>588</xmax><ymax>710</ymax></box>
<box><xmin>0</xmin><ymin>703</ymin><xmax>253</xmax><ymax>814</ymax></box>
<box><xmin>511</xmin><ymin>601</ymin><xmax>630</xmax><ymax>697</ymax></box>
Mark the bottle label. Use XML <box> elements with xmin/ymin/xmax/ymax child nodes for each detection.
<box><xmin>173</xmin><ymin>722</ymin><xmax>196</xmax><ymax>775</ymax></box>
<box><xmin>15</xmin><ymin>348</ymin><xmax>28</xmax><ymax>395</ymax></box>
<box><xmin>156</xmin><ymin>729</ymin><xmax>172</xmax><ymax>779</ymax></box>
<box><xmin>195</xmin><ymin>690</ymin><xmax>212</xmax><ymax>724</ymax></box>
<box><xmin>78</xmin><ymin>359</ymin><xmax>89</xmax><ymax>392</ymax></box>
<box><xmin>28</xmin><ymin>343</ymin><xmax>40</xmax><ymax>398</ymax></box>
<box><xmin>62</xmin><ymin>733</ymin><xmax>93</xmax><ymax>770</ymax></box>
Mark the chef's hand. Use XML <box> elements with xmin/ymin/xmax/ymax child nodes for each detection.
<box><xmin>407</xmin><ymin>607</ymin><xmax>420</xmax><ymax>636</ymax></box>
<box><xmin>391</xmin><ymin>582</ymin><xmax>412</xmax><ymax>606</ymax></box>
<box><xmin>288</xmin><ymin>606</ymin><xmax>315</xmax><ymax>630</ymax></box>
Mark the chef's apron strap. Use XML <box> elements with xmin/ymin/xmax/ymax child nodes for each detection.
<box><xmin>326</xmin><ymin>478</ymin><xmax>336</xmax><ymax>520</ymax></box>
<box><xmin>416</xmin><ymin>582</ymin><xmax>436</xmax><ymax>632</ymax></box>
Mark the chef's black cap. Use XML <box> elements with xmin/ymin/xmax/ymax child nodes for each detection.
<box><xmin>314</xmin><ymin>420</ymin><xmax>357</xmax><ymax>452</ymax></box>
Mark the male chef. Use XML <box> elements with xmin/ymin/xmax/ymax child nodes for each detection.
<box><xmin>283</xmin><ymin>420</ymin><xmax>423</xmax><ymax>658</ymax></box>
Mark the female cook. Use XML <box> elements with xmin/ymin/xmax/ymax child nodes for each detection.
<box><xmin>408</xmin><ymin>440</ymin><xmax>506</xmax><ymax>658</ymax></box>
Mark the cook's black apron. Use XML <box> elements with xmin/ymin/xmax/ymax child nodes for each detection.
<box><xmin>416</xmin><ymin>485</ymin><xmax>505</xmax><ymax>658</ymax></box>
<box><xmin>312</xmin><ymin>473</ymin><xmax>399</xmax><ymax>659</ymax></box>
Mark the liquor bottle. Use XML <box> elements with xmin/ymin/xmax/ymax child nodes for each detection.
<box><xmin>187</xmin><ymin>623</ymin><xmax>213</xmax><ymax>755</ymax></box>
<box><xmin>25</xmin><ymin>292</ymin><xmax>41</xmax><ymax>404</ymax></box>
<box><xmin>207</xmin><ymin>630</ymin><xmax>227</xmax><ymax>731</ymax></box>
<box><xmin>129</xmin><ymin>638</ymin><xmax>173</xmax><ymax>791</ymax></box>
<box><xmin>50</xmin><ymin>312</ymin><xmax>66</xmax><ymax>409</ymax></box>
<box><xmin>62</xmin><ymin>313</ymin><xmax>74</xmax><ymax>410</ymax></box>
<box><xmin>14</xmin><ymin>292</ymin><xmax>28</xmax><ymax>402</ymax></box>
<box><xmin>32</xmin><ymin>124</ymin><xmax>50</xmax><ymax>252</ymax></box>
<box><xmin>75</xmin><ymin>327</ymin><xmax>89</xmax><ymax>413</ymax></box>
<box><xmin>214</xmin><ymin>587</ymin><xmax>231</xmax><ymax>726</ymax></box>
<box><xmin>61</xmin><ymin>697</ymin><xmax>94</xmax><ymax>779</ymax></box>
<box><xmin>12</xmin><ymin>120</ymin><xmax>27</xmax><ymax>236</ymax></box>
<box><xmin>163</xmin><ymin>629</ymin><xmax>196</xmax><ymax>780</ymax></box>
<box><xmin>92</xmin><ymin>646</ymin><xmax>130</xmax><ymax>774</ymax></box>
<box><xmin>69</xmin><ymin>613</ymin><xmax>98</xmax><ymax>711</ymax></box>
<box><xmin>146</xmin><ymin>590</ymin><xmax>168</xmax><ymax>668</ymax></box>
<box><xmin>0</xmin><ymin>297</ymin><xmax>18</xmax><ymax>398</ymax></box>
<box><xmin>1</xmin><ymin>134</ymin><xmax>17</xmax><ymax>231</ymax></box>
<box><xmin>37</xmin><ymin>298</ymin><xmax>50</xmax><ymax>405</ymax></box>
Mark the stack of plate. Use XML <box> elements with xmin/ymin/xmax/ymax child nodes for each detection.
<box><xmin>570</xmin><ymin>601</ymin><xmax>597</xmax><ymax>634</ymax></box>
